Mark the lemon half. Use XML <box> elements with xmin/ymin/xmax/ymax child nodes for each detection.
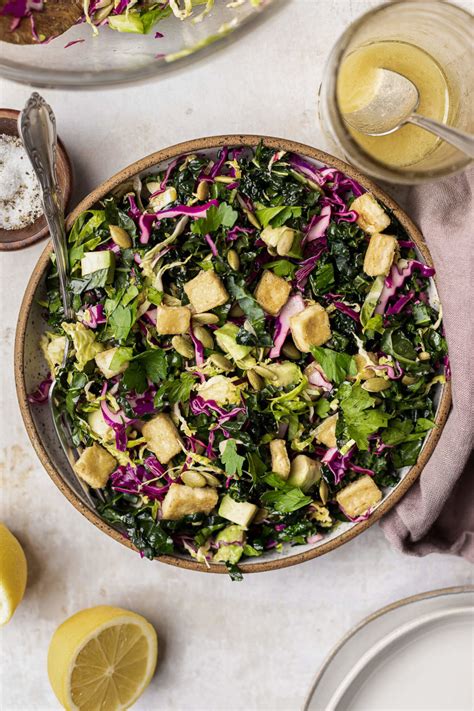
<box><xmin>0</xmin><ymin>522</ymin><xmax>28</xmax><ymax>625</ymax></box>
<box><xmin>48</xmin><ymin>606</ymin><xmax>158</xmax><ymax>711</ymax></box>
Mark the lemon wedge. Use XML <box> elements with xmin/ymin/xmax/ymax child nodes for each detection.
<box><xmin>48</xmin><ymin>606</ymin><xmax>158</xmax><ymax>711</ymax></box>
<box><xmin>0</xmin><ymin>522</ymin><xmax>27</xmax><ymax>625</ymax></box>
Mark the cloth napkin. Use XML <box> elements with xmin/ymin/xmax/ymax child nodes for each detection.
<box><xmin>379</xmin><ymin>167</ymin><xmax>474</xmax><ymax>563</ymax></box>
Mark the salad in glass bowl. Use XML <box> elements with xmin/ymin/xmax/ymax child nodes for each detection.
<box><xmin>0</xmin><ymin>0</ymin><xmax>264</xmax><ymax>43</ymax></box>
<box><xmin>29</xmin><ymin>142</ymin><xmax>449</xmax><ymax>578</ymax></box>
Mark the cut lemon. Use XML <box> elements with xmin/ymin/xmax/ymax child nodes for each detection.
<box><xmin>48</xmin><ymin>606</ymin><xmax>158</xmax><ymax>711</ymax></box>
<box><xmin>0</xmin><ymin>522</ymin><xmax>28</xmax><ymax>625</ymax></box>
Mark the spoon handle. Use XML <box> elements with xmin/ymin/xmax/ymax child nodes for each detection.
<box><xmin>18</xmin><ymin>93</ymin><xmax>72</xmax><ymax>319</ymax></box>
<box><xmin>408</xmin><ymin>114</ymin><xmax>474</xmax><ymax>159</ymax></box>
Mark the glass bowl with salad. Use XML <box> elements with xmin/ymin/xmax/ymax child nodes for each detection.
<box><xmin>15</xmin><ymin>136</ymin><xmax>451</xmax><ymax>578</ymax></box>
<box><xmin>0</xmin><ymin>0</ymin><xmax>277</xmax><ymax>88</ymax></box>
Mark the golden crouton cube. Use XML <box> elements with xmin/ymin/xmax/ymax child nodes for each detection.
<box><xmin>363</xmin><ymin>234</ymin><xmax>398</xmax><ymax>277</ymax></box>
<box><xmin>155</xmin><ymin>304</ymin><xmax>191</xmax><ymax>335</ymax></box>
<box><xmin>314</xmin><ymin>413</ymin><xmax>338</xmax><ymax>448</ymax></box>
<box><xmin>142</xmin><ymin>413</ymin><xmax>183</xmax><ymax>464</ymax></box>
<box><xmin>336</xmin><ymin>476</ymin><xmax>382</xmax><ymax>518</ymax></box>
<box><xmin>161</xmin><ymin>484</ymin><xmax>218</xmax><ymax>521</ymax></box>
<box><xmin>290</xmin><ymin>303</ymin><xmax>331</xmax><ymax>352</ymax></box>
<box><xmin>352</xmin><ymin>193</ymin><xmax>391</xmax><ymax>234</ymax></box>
<box><xmin>254</xmin><ymin>270</ymin><xmax>291</xmax><ymax>316</ymax></box>
<box><xmin>184</xmin><ymin>270</ymin><xmax>229</xmax><ymax>312</ymax></box>
<box><xmin>270</xmin><ymin>439</ymin><xmax>291</xmax><ymax>480</ymax></box>
<box><xmin>74</xmin><ymin>443</ymin><xmax>117</xmax><ymax>489</ymax></box>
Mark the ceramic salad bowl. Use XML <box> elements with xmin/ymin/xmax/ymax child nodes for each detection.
<box><xmin>15</xmin><ymin>135</ymin><xmax>451</xmax><ymax>574</ymax></box>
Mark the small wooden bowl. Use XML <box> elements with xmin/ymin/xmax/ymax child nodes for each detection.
<box><xmin>0</xmin><ymin>108</ymin><xmax>72</xmax><ymax>251</ymax></box>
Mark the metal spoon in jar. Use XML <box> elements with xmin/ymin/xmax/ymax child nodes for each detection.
<box><xmin>18</xmin><ymin>92</ymin><xmax>103</xmax><ymax>509</ymax></box>
<box><xmin>342</xmin><ymin>68</ymin><xmax>474</xmax><ymax>159</ymax></box>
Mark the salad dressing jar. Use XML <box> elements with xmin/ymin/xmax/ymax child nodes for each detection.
<box><xmin>319</xmin><ymin>1</ymin><xmax>473</xmax><ymax>184</ymax></box>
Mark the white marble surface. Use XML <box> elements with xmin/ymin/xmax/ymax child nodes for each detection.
<box><xmin>0</xmin><ymin>1</ymin><xmax>472</xmax><ymax>709</ymax></box>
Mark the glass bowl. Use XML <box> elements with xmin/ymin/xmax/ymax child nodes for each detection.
<box><xmin>0</xmin><ymin>0</ymin><xmax>279</xmax><ymax>89</ymax></box>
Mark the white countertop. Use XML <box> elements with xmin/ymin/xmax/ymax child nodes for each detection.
<box><xmin>0</xmin><ymin>1</ymin><xmax>472</xmax><ymax>709</ymax></box>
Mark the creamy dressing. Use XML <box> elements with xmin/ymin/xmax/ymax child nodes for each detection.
<box><xmin>337</xmin><ymin>41</ymin><xmax>451</xmax><ymax>168</ymax></box>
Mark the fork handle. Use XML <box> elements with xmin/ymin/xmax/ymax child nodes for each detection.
<box><xmin>19</xmin><ymin>93</ymin><xmax>72</xmax><ymax>319</ymax></box>
<box><xmin>408</xmin><ymin>113</ymin><xmax>474</xmax><ymax>159</ymax></box>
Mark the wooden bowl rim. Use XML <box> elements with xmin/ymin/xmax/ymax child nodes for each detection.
<box><xmin>0</xmin><ymin>107</ymin><xmax>73</xmax><ymax>251</ymax></box>
<box><xmin>14</xmin><ymin>134</ymin><xmax>452</xmax><ymax>574</ymax></box>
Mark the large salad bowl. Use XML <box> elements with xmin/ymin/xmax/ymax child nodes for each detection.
<box><xmin>15</xmin><ymin>135</ymin><xmax>451</xmax><ymax>574</ymax></box>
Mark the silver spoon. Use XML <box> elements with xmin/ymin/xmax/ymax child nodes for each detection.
<box><xmin>342</xmin><ymin>68</ymin><xmax>474</xmax><ymax>159</ymax></box>
<box><xmin>18</xmin><ymin>92</ymin><xmax>103</xmax><ymax>509</ymax></box>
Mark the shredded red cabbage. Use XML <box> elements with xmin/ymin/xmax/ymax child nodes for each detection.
<box><xmin>28</xmin><ymin>376</ymin><xmax>52</xmax><ymax>404</ymax></box>
<box><xmin>332</xmin><ymin>301</ymin><xmax>360</xmax><ymax>323</ymax></box>
<box><xmin>269</xmin><ymin>293</ymin><xmax>305</xmax><ymax>358</ymax></box>
<box><xmin>189</xmin><ymin>324</ymin><xmax>205</xmax><ymax>366</ymax></box>
<box><xmin>376</xmin><ymin>260</ymin><xmax>436</xmax><ymax>315</ymax></box>
<box><xmin>154</xmin><ymin>200</ymin><xmax>218</xmax><ymax>221</ymax></box>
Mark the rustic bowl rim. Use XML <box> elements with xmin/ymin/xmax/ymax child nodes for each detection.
<box><xmin>0</xmin><ymin>107</ymin><xmax>73</xmax><ymax>251</ymax></box>
<box><xmin>14</xmin><ymin>134</ymin><xmax>452</xmax><ymax>574</ymax></box>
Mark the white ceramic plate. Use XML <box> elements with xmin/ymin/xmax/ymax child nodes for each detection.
<box><xmin>304</xmin><ymin>587</ymin><xmax>474</xmax><ymax>711</ymax></box>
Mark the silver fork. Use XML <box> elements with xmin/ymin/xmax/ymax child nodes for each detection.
<box><xmin>19</xmin><ymin>93</ymin><xmax>104</xmax><ymax>510</ymax></box>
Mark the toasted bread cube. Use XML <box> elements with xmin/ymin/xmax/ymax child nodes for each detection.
<box><xmin>161</xmin><ymin>484</ymin><xmax>218</xmax><ymax>520</ymax></box>
<box><xmin>254</xmin><ymin>270</ymin><xmax>291</xmax><ymax>316</ymax></box>
<box><xmin>155</xmin><ymin>304</ymin><xmax>191</xmax><ymax>335</ymax></box>
<box><xmin>95</xmin><ymin>347</ymin><xmax>129</xmax><ymax>379</ymax></box>
<box><xmin>142</xmin><ymin>413</ymin><xmax>183</xmax><ymax>464</ymax></box>
<box><xmin>270</xmin><ymin>439</ymin><xmax>291</xmax><ymax>480</ymax></box>
<box><xmin>363</xmin><ymin>234</ymin><xmax>398</xmax><ymax>277</ymax></box>
<box><xmin>336</xmin><ymin>476</ymin><xmax>382</xmax><ymax>518</ymax></box>
<box><xmin>314</xmin><ymin>413</ymin><xmax>338</xmax><ymax>448</ymax></box>
<box><xmin>290</xmin><ymin>303</ymin><xmax>331</xmax><ymax>352</ymax></box>
<box><xmin>74</xmin><ymin>443</ymin><xmax>116</xmax><ymax>489</ymax></box>
<box><xmin>184</xmin><ymin>270</ymin><xmax>229</xmax><ymax>313</ymax></box>
<box><xmin>352</xmin><ymin>193</ymin><xmax>391</xmax><ymax>234</ymax></box>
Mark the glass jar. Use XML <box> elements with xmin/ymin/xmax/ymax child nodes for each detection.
<box><xmin>319</xmin><ymin>0</ymin><xmax>473</xmax><ymax>184</ymax></box>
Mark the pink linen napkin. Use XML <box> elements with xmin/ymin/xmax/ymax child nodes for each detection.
<box><xmin>380</xmin><ymin>167</ymin><xmax>474</xmax><ymax>562</ymax></box>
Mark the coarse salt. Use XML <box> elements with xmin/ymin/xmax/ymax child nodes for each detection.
<box><xmin>0</xmin><ymin>134</ymin><xmax>43</xmax><ymax>231</ymax></box>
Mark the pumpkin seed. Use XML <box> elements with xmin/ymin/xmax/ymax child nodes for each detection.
<box><xmin>109</xmin><ymin>224</ymin><xmax>132</xmax><ymax>249</ymax></box>
<box><xmin>192</xmin><ymin>312</ymin><xmax>220</xmax><ymax>325</ymax></box>
<box><xmin>193</xmin><ymin>325</ymin><xmax>214</xmax><ymax>349</ymax></box>
<box><xmin>94</xmin><ymin>2</ymin><xmax>114</xmax><ymax>21</ymax></box>
<box><xmin>361</xmin><ymin>377</ymin><xmax>391</xmax><ymax>392</ymax></box>
<box><xmin>282</xmin><ymin>342</ymin><xmax>301</xmax><ymax>360</ymax></box>
<box><xmin>246</xmin><ymin>210</ymin><xmax>261</xmax><ymax>229</ymax></box>
<box><xmin>181</xmin><ymin>470</ymin><xmax>207</xmax><ymax>488</ymax></box>
<box><xmin>162</xmin><ymin>293</ymin><xmax>181</xmax><ymax>306</ymax></box>
<box><xmin>227</xmin><ymin>249</ymin><xmax>240</xmax><ymax>271</ymax></box>
<box><xmin>253</xmin><ymin>507</ymin><xmax>268</xmax><ymax>525</ymax></box>
<box><xmin>201</xmin><ymin>471</ymin><xmax>220</xmax><ymax>487</ymax></box>
<box><xmin>171</xmin><ymin>335</ymin><xmax>194</xmax><ymax>359</ymax></box>
<box><xmin>210</xmin><ymin>354</ymin><xmax>234</xmax><ymax>372</ymax></box>
<box><xmin>319</xmin><ymin>479</ymin><xmax>329</xmax><ymax>505</ymax></box>
<box><xmin>229</xmin><ymin>303</ymin><xmax>244</xmax><ymax>317</ymax></box>
<box><xmin>253</xmin><ymin>364</ymin><xmax>277</xmax><ymax>381</ymax></box>
<box><xmin>402</xmin><ymin>375</ymin><xmax>418</xmax><ymax>385</ymax></box>
<box><xmin>247</xmin><ymin>369</ymin><xmax>264</xmax><ymax>391</ymax></box>
<box><xmin>196</xmin><ymin>181</ymin><xmax>209</xmax><ymax>201</ymax></box>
